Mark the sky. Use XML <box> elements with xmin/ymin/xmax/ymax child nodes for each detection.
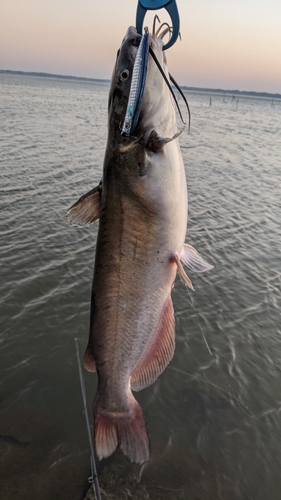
<box><xmin>0</xmin><ymin>0</ymin><xmax>280</xmax><ymax>93</ymax></box>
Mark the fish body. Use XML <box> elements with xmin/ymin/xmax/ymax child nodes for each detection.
<box><xmin>68</xmin><ymin>26</ymin><xmax>212</xmax><ymax>464</ymax></box>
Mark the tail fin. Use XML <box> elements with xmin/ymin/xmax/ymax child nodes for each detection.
<box><xmin>94</xmin><ymin>391</ymin><xmax>150</xmax><ymax>464</ymax></box>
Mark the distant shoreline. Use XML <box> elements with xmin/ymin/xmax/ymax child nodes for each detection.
<box><xmin>1</xmin><ymin>69</ymin><xmax>280</xmax><ymax>100</ymax></box>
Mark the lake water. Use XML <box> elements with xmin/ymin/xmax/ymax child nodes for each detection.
<box><xmin>0</xmin><ymin>73</ymin><xmax>281</xmax><ymax>500</ymax></box>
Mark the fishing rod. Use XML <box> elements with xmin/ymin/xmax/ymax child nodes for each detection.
<box><xmin>75</xmin><ymin>338</ymin><xmax>102</xmax><ymax>500</ymax></box>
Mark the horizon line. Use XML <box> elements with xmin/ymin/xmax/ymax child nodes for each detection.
<box><xmin>1</xmin><ymin>68</ymin><xmax>280</xmax><ymax>100</ymax></box>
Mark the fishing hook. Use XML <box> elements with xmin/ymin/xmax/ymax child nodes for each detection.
<box><xmin>136</xmin><ymin>0</ymin><xmax>180</xmax><ymax>50</ymax></box>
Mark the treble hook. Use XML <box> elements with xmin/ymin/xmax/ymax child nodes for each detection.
<box><xmin>136</xmin><ymin>0</ymin><xmax>180</xmax><ymax>50</ymax></box>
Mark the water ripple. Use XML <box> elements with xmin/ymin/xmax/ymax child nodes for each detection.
<box><xmin>1</xmin><ymin>74</ymin><xmax>281</xmax><ymax>499</ymax></box>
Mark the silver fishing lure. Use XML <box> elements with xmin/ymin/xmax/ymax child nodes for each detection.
<box><xmin>121</xmin><ymin>27</ymin><xmax>150</xmax><ymax>136</ymax></box>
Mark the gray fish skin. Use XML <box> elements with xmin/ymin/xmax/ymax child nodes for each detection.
<box><xmin>69</xmin><ymin>26</ymin><xmax>212</xmax><ymax>464</ymax></box>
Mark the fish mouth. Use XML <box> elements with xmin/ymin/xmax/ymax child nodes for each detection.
<box><xmin>115</xmin><ymin>23</ymin><xmax>168</xmax><ymax>87</ymax></box>
<box><xmin>112</xmin><ymin>22</ymin><xmax>188</xmax><ymax>137</ymax></box>
<box><xmin>122</xmin><ymin>17</ymin><xmax>172</xmax><ymax>44</ymax></box>
<box><xmin>122</xmin><ymin>26</ymin><xmax>142</xmax><ymax>49</ymax></box>
<box><xmin>120</xmin><ymin>25</ymin><xmax>166</xmax><ymax>57</ymax></box>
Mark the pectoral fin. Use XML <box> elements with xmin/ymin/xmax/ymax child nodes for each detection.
<box><xmin>67</xmin><ymin>182</ymin><xmax>102</xmax><ymax>225</ymax></box>
<box><xmin>172</xmin><ymin>255</ymin><xmax>194</xmax><ymax>290</ymax></box>
<box><xmin>147</xmin><ymin>129</ymin><xmax>183</xmax><ymax>153</ymax></box>
<box><xmin>180</xmin><ymin>244</ymin><xmax>213</xmax><ymax>273</ymax></box>
<box><xmin>172</xmin><ymin>244</ymin><xmax>213</xmax><ymax>291</ymax></box>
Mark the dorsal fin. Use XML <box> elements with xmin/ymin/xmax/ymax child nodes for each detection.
<box><xmin>130</xmin><ymin>295</ymin><xmax>175</xmax><ymax>392</ymax></box>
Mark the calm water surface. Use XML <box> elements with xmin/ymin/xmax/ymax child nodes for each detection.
<box><xmin>0</xmin><ymin>74</ymin><xmax>281</xmax><ymax>499</ymax></box>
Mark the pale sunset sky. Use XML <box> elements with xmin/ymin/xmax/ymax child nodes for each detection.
<box><xmin>1</xmin><ymin>0</ymin><xmax>280</xmax><ymax>93</ymax></box>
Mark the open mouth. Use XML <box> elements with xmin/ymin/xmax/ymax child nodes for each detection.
<box><xmin>120</xmin><ymin>19</ymin><xmax>189</xmax><ymax>137</ymax></box>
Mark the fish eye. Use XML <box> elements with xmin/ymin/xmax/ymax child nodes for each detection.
<box><xmin>119</xmin><ymin>69</ymin><xmax>130</xmax><ymax>82</ymax></box>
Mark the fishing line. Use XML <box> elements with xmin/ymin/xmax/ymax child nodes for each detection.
<box><xmin>75</xmin><ymin>338</ymin><xmax>102</xmax><ymax>500</ymax></box>
<box><xmin>149</xmin><ymin>46</ymin><xmax>187</xmax><ymax>127</ymax></box>
<box><xmin>168</xmin><ymin>366</ymin><xmax>254</xmax><ymax>417</ymax></box>
<box><xmin>149</xmin><ymin>46</ymin><xmax>190</xmax><ymax>130</ymax></box>
<box><xmin>187</xmin><ymin>289</ymin><xmax>213</xmax><ymax>356</ymax></box>
<box><xmin>179</xmin><ymin>296</ymin><xmax>255</xmax><ymax>418</ymax></box>
<box><xmin>168</xmin><ymin>72</ymin><xmax>191</xmax><ymax>131</ymax></box>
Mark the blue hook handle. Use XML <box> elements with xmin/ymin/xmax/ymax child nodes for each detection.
<box><xmin>136</xmin><ymin>0</ymin><xmax>180</xmax><ymax>50</ymax></box>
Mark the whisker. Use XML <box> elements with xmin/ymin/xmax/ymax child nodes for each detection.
<box><xmin>149</xmin><ymin>47</ymin><xmax>186</xmax><ymax>125</ymax></box>
<box><xmin>169</xmin><ymin>72</ymin><xmax>191</xmax><ymax>131</ymax></box>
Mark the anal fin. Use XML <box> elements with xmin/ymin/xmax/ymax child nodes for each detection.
<box><xmin>130</xmin><ymin>295</ymin><xmax>175</xmax><ymax>392</ymax></box>
<box><xmin>67</xmin><ymin>181</ymin><xmax>102</xmax><ymax>225</ymax></box>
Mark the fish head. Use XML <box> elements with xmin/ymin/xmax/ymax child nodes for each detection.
<box><xmin>108</xmin><ymin>27</ymin><xmax>142</xmax><ymax>134</ymax></box>
<box><xmin>108</xmin><ymin>27</ymin><xmax>176</xmax><ymax>141</ymax></box>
